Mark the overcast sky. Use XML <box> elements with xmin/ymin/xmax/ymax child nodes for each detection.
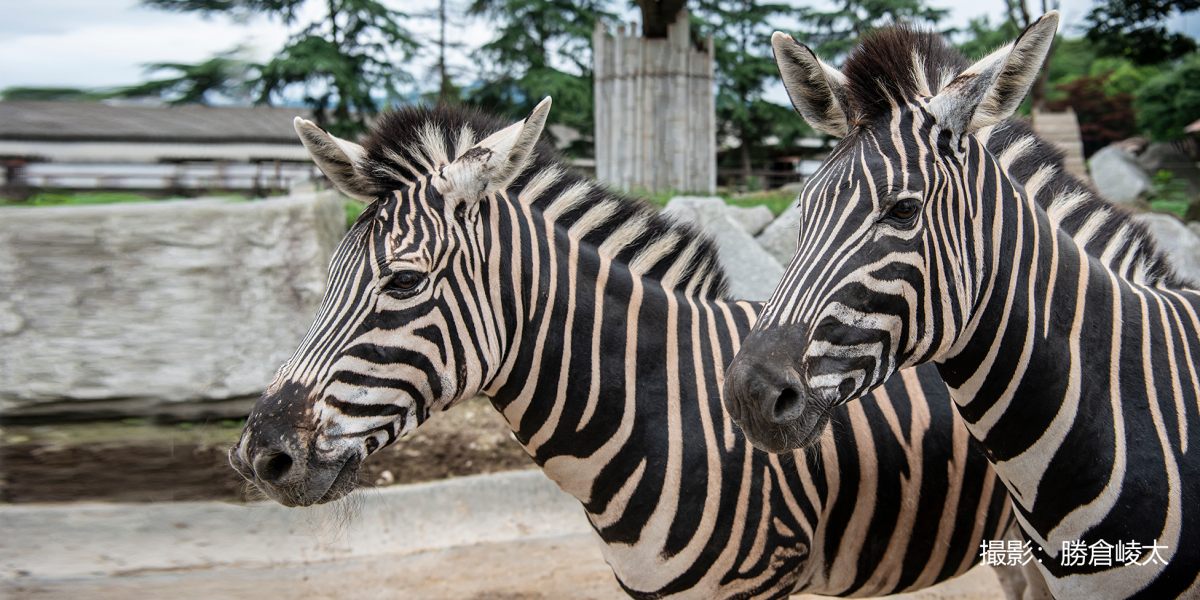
<box><xmin>1</xmin><ymin>0</ymin><xmax>1196</xmax><ymax>104</ymax></box>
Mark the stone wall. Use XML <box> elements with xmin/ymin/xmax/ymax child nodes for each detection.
<box><xmin>0</xmin><ymin>191</ymin><xmax>347</xmax><ymax>421</ymax></box>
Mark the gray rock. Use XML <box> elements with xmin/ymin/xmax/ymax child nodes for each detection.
<box><xmin>778</xmin><ymin>181</ymin><xmax>806</xmax><ymax>194</ymax></box>
<box><xmin>0</xmin><ymin>191</ymin><xmax>347</xmax><ymax>420</ymax></box>
<box><xmin>1090</xmin><ymin>146</ymin><xmax>1154</xmax><ymax>206</ymax></box>
<box><xmin>1137</xmin><ymin>143</ymin><xmax>1200</xmax><ymax>198</ymax></box>
<box><xmin>1135</xmin><ymin>213</ymin><xmax>1200</xmax><ymax>286</ymax></box>
<box><xmin>756</xmin><ymin>203</ymin><xmax>804</xmax><ymax>266</ymax></box>
<box><xmin>662</xmin><ymin>196</ymin><xmax>786</xmax><ymax>300</ymax></box>
<box><xmin>725</xmin><ymin>204</ymin><xmax>775</xmax><ymax>236</ymax></box>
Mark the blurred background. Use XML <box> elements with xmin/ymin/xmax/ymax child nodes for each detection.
<box><xmin>1</xmin><ymin>1</ymin><xmax>1198</xmax><ymax>597</ymax></box>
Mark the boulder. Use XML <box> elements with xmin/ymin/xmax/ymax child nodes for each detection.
<box><xmin>756</xmin><ymin>203</ymin><xmax>803</xmax><ymax>266</ymax></box>
<box><xmin>1136</xmin><ymin>143</ymin><xmax>1200</xmax><ymax>198</ymax></box>
<box><xmin>0</xmin><ymin>191</ymin><xmax>348</xmax><ymax>421</ymax></box>
<box><xmin>725</xmin><ymin>204</ymin><xmax>775</xmax><ymax>236</ymax></box>
<box><xmin>1135</xmin><ymin>213</ymin><xmax>1200</xmax><ymax>286</ymax></box>
<box><xmin>661</xmin><ymin>196</ymin><xmax>786</xmax><ymax>301</ymax></box>
<box><xmin>1090</xmin><ymin>146</ymin><xmax>1154</xmax><ymax>206</ymax></box>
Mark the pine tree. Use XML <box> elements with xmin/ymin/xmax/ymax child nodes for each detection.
<box><xmin>1085</xmin><ymin>0</ymin><xmax>1200</xmax><ymax>66</ymax></box>
<box><xmin>791</xmin><ymin>0</ymin><xmax>947</xmax><ymax>61</ymax></box>
<box><xmin>466</xmin><ymin>0</ymin><xmax>614</xmax><ymax>154</ymax></box>
<box><xmin>694</xmin><ymin>0</ymin><xmax>796</xmax><ymax>181</ymax></box>
<box><xmin>120</xmin><ymin>48</ymin><xmax>256</xmax><ymax>105</ymax></box>
<box><xmin>141</xmin><ymin>0</ymin><xmax>418</xmax><ymax>137</ymax></box>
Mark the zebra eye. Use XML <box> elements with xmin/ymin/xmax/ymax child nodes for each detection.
<box><xmin>887</xmin><ymin>198</ymin><xmax>921</xmax><ymax>223</ymax></box>
<box><xmin>383</xmin><ymin>271</ymin><xmax>426</xmax><ymax>296</ymax></box>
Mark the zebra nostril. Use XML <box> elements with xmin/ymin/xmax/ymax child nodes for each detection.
<box><xmin>773</xmin><ymin>387</ymin><xmax>804</xmax><ymax>423</ymax></box>
<box><xmin>253</xmin><ymin>450</ymin><xmax>295</xmax><ymax>484</ymax></box>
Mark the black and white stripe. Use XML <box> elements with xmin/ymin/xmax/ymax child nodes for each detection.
<box><xmin>231</xmin><ymin>102</ymin><xmax>1033</xmax><ymax>598</ymax></box>
<box><xmin>724</xmin><ymin>15</ymin><xmax>1200</xmax><ymax>598</ymax></box>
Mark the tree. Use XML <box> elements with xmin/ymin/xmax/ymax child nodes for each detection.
<box><xmin>466</xmin><ymin>0</ymin><xmax>614</xmax><ymax>154</ymax></box>
<box><xmin>1085</xmin><ymin>0</ymin><xmax>1200</xmax><ymax>66</ymax></box>
<box><xmin>142</xmin><ymin>0</ymin><xmax>419</xmax><ymax>137</ymax></box>
<box><xmin>956</xmin><ymin>15</ymin><xmax>1021</xmax><ymax>60</ymax></box>
<box><xmin>791</xmin><ymin>0</ymin><xmax>948</xmax><ymax>61</ymax></box>
<box><xmin>119</xmin><ymin>48</ymin><xmax>256</xmax><ymax>105</ymax></box>
<box><xmin>1136</xmin><ymin>53</ymin><xmax>1200</xmax><ymax>141</ymax></box>
<box><xmin>413</xmin><ymin>0</ymin><xmax>466</xmax><ymax>104</ymax></box>
<box><xmin>693</xmin><ymin>0</ymin><xmax>795</xmax><ymax>180</ymax></box>
<box><xmin>1045</xmin><ymin>72</ymin><xmax>1136</xmax><ymax>156</ymax></box>
<box><xmin>639</xmin><ymin>0</ymin><xmax>688</xmax><ymax>38</ymax></box>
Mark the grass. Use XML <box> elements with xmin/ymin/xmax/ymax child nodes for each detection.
<box><xmin>629</xmin><ymin>187</ymin><xmax>799</xmax><ymax>216</ymax></box>
<box><xmin>1</xmin><ymin>191</ymin><xmax>161</xmax><ymax>206</ymax></box>
<box><xmin>722</xmin><ymin>188</ymin><xmax>798</xmax><ymax>216</ymax></box>
<box><xmin>1148</xmin><ymin>170</ymin><xmax>1194</xmax><ymax>220</ymax></box>
<box><xmin>1</xmin><ymin>191</ymin><xmax>254</xmax><ymax>207</ymax></box>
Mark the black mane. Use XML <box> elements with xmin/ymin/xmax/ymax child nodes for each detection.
<box><xmin>353</xmin><ymin>104</ymin><xmax>731</xmax><ymax>299</ymax></box>
<box><xmin>835</xmin><ymin>25</ymin><xmax>1187</xmax><ymax>288</ymax></box>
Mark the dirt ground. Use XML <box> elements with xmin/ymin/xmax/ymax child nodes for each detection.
<box><xmin>0</xmin><ymin>397</ymin><xmax>536</xmax><ymax>504</ymax></box>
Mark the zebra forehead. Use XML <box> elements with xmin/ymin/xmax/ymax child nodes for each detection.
<box><xmin>840</xmin><ymin>25</ymin><xmax>970</xmax><ymax>123</ymax></box>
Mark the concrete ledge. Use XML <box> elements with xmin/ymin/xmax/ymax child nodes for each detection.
<box><xmin>0</xmin><ymin>469</ymin><xmax>590</xmax><ymax>580</ymax></box>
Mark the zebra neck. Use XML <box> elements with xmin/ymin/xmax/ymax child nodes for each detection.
<box><xmin>483</xmin><ymin>227</ymin><xmax>760</xmax><ymax>502</ymax></box>
<box><xmin>936</xmin><ymin>169</ymin><xmax>1200</xmax><ymax>580</ymax></box>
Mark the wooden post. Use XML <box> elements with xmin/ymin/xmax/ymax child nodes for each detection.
<box><xmin>593</xmin><ymin>9</ymin><xmax>715</xmax><ymax>194</ymax></box>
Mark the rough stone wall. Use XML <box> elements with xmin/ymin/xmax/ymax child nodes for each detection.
<box><xmin>0</xmin><ymin>191</ymin><xmax>347</xmax><ymax>420</ymax></box>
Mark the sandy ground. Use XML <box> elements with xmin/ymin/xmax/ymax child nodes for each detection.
<box><xmin>3</xmin><ymin>533</ymin><xmax>1009</xmax><ymax>600</ymax></box>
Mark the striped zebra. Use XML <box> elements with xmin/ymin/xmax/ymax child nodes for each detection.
<box><xmin>722</xmin><ymin>13</ymin><xmax>1200</xmax><ymax>598</ymax></box>
<box><xmin>227</xmin><ymin>101</ymin><xmax>1037</xmax><ymax>598</ymax></box>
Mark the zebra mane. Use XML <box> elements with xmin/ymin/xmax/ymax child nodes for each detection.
<box><xmin>356</xmin><ymin>104</ymin><xmax>731</xmax><ymax>299</ymax></box>
<box><xmin>839</xmin><ymin>25</ymin><xmax>1188</xmax><ymax>288</ymax></box>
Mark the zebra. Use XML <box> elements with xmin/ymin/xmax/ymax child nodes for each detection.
<box><xmin>721</xmin><ymin>13</ymin><xmax>1200</xmax><ymax>598</ymax></box>
<box><xmin>225</xmin><ymin>100</ymin><xmax>1042</xmax><ymax>598</ymax></box>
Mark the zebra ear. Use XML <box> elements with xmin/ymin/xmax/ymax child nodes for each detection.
<box><xmin>772</xmin><ymin>32</ymin><xmax>849</xmax><ymax>138</ymax></box>
<box><xmin>927</xmin><ymin>11</ymin><xmax>1058</xmax><ymax>135</ymax></box>
<box><xmin>294</xmin><ymin>117</ymin><xmax>376</xmax><ymax>203</ymax></box>
<box><xmin>439</xmin><ymin>96</ymin><xmax>552</xmax><ymax>210</ymax></box>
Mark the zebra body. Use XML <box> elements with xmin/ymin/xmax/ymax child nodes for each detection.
<box><xmin>230</xmin><ymin>101</ymin><xmax>1020</xmax><ymax>598</ymax></box>
<box><xmin>723</xmin><ymin>14</ymin><xmax>1200</xmax><ymax>598</ymax></box>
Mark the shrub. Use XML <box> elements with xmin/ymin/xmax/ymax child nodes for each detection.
<box><xmin>1136</xmin><ymin>53</ymin><xmax>1200</xmax><ymax>142</ymax></box>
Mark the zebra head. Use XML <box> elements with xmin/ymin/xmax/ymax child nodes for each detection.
<box><xmin>230</xmin><ymin>99</ymin><xmax>553</xmax><ymax>506</ymax></box>
<box><xmin>723</xmin><ymin>15</ymin><xmax>1059</xmax><ymax>453</ymax></box>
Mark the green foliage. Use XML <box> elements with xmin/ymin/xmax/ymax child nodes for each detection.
<box><xmin>1091</xmin><ymin>57</ymin><xmax>1164</xmax><ymax>96</ymax></box>
<box><xmin>791</xmin><ymin>0</ymin><xmax>948</xmax><ymax>61</ymax></box>
<box><xmin>1084</xmin><ymin>0</ymin><xmax>1200</xmax><ymax>65</ymax></box>
<box><xmin>956</xmin><ymin>15</ymin><xmax>1020</xmax><ymax>61</ymax></box>
<box><xmin>1135</xmin><ymin>53</ymin><xmax>1200</xmax><ymax>141</ymax></box>
<box><xmin>344</xmin><ymin>196</ymin><xmax>369</xmax><ymax>227</ymax></box>
<box><xmin>0</xmin><ymin>87</ymin><xmax>114</xmax><ymax>101</ymax></box>
<box><xmin>1043</xmin><ymin>38</ymin><xmax>1098</xmax><ymax>98</ymax></box>
<box><xmin>141</xmin><ymin>0</ymin><xmax>418</xmax><ymax>138</ymax></box>
<box><xmin>693</xmin><ymin>0</ymin><xmax>796</xmax><ymax>173</ymax></box>
<box><xmin>1045</xmin><ymin>72</ymin><xmax>1136</xmax><ymax>157</ymax></box>
<box><xmin>119</xmin><ymin>48</ymin><xmax>255</xmax><ymax>105</ymax></box>
<box><xmin>466</xmin><ymin>0</ymin><xmax>613</xmax><ymax>153</ymax></box>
